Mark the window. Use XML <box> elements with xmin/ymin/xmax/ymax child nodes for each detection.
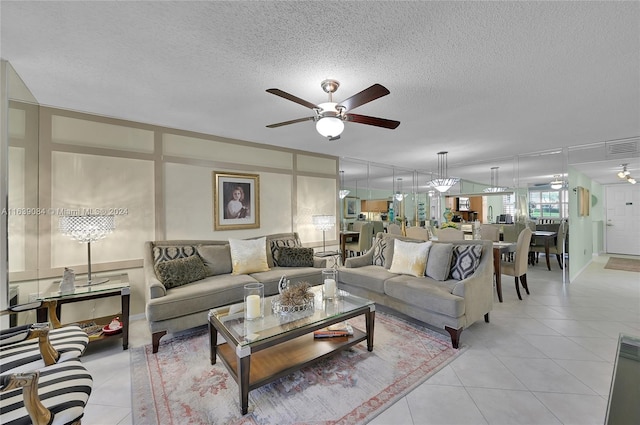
<box><xmin>528</xmin><ymin>189</ymin><xmax>568</xmax><ymax>219</ymax></box>
<box><xmin>503</xmin><ymin>194</ymin><xmax>515</xmax><ymax>216</ymax></box>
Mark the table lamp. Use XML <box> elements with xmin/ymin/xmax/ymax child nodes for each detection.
<box><xmin>313</xmin><ymin>215</ymin><xmax>335</xmax><ymax>255</ymax></box>
<box><xmin>59</xmin><ymin>215</ymin><xmax>115</xmax><ymax>286</ymax></box>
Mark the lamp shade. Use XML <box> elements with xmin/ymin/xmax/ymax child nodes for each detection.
<box><xmin>59</xmin><ymin>215</ymin><xmax>115</xmax><ymax>242</ymax></box>
<box><xmin>312</xmin><ymin>215</ymin><xmax>336</xmax><ymax>231</ymax></box>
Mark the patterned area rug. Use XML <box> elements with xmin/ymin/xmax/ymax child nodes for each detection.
<box><xmin>604</xmin><ymin>257</ymin><xmax>640</xmax><ymax>272</ymax></box>
<box><xmin>131</xmin><ymin>312</ymin><xmax>464</xmax><ymax>425</ymax></box>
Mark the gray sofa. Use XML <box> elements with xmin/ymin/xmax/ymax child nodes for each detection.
<box><xmin>338</xmin><ymin>233</ymin><xmax>493</xmax><ymax>348</ymax></box>
<box><xmin>143</xmin><ymin>232</ymin><xmax>326</xmax><ymax>352</ymax></box>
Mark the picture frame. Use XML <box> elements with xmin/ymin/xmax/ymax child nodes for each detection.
<box><xmin>344</xmin><ymin>196</ymin><xmax>358</xmax><ymax>218</ymax></box>
<box><xmin>213</xmin><ymin>171</ymin><xmax>260</xmax><ymax>230</ymax></box>
<box><xmin>577</xmin><ymin>186</ymin><xmax>590</xmax><ymax>217</ymax></box>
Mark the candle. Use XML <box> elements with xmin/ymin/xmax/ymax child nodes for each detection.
<box><xmin>246</xmin><ymin>294</ymin><xmax>261</xmax><ymax>319</ymax></box>
<box><xmin>324</xmin><ymin>278</ymin><xmax>336</xmax><ymax>298</ymax></box>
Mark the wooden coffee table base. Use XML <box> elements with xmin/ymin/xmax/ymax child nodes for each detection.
<box><xmin>210</xmin><ymin>308</ymin><xmax>375</xmax><ymax>415</ymax></box>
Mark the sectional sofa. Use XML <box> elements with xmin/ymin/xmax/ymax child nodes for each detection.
<box><xmin>338</xmin><ymin>233</ymin><xmax>493</xmax><ymax>348</ymax></box>
<box><xmin>143</xmin><ymin>232</ymin><xmax>327</xmax><ymax>353</ymax></box>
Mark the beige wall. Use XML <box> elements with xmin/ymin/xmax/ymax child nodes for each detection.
<box><xmin>8</xmin><ymin>104</ymin><xmax>338</xmax><ymax>321</ymax></box>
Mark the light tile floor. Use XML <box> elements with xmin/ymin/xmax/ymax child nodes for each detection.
<box><xmin>80</xmin><ymin>254</ymin><xmax>639</xmax><ymax>425</ymax></box>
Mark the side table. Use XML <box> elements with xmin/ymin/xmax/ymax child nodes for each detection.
<box><xmin>36</xmin><ymin>273</ymin><xmax>130</xmax><ymax>350</ymax></box>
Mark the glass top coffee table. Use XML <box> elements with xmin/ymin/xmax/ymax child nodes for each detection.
<box><xmin>208</xmin><ymin>286</ymin><xmax>375</xmax><ymax>415</ymax></box>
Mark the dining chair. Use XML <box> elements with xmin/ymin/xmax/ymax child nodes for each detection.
<box><xmin>480</xmin><ymin>224</ymin><xmax>500</xmax><ymax>242</ymax></box>
<box><xmin>500</xmin><ymin>227</ymin><xmax>533</xmax><ymax>300</ymax></box>
<box><xmin>530</xmin><ymin>221</ymin><xmax>566</xmax><ymax>269</ymax></box>
<box><xmin>371</xmin><ymin>221</ymin><xmax>384</xmax><ymax>236</ymax></box>
<box><xmin>387</xmin><ymin>223</ymin><xmax>402</xmax><ymax>235</ymax></box>
<box><xmin>405</xmin><ymin>226</ymin><xmax>430</xmax><ymax>240</ymax></box>
<box><xmin>345</xmin><ymin>222</ymin><xmax>373</xmax><ymax>257</ymax></box>
<box><xmin>436</xmin><ymin>227</ymin><xmax>464</xmax><ymax>241</ymax></box>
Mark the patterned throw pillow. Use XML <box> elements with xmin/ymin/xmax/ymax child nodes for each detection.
<box><xmin>154</xmin><ymin>255</ymin><xmax>208</xmax><ymax>289</ymax></box>
<box><xmin>229</xmin><ymin>237</ymin><xmax>271</xmax><ymax>274</ymax></box>
<box><xmin>450</xmin><ymin>245</ymin><xmax>483</xmax><ymax>280</ymax></box>
<box><xmin>372</xmin><ymin>237</ymin><xmax>388</xmax><ymax>266</ymax></box>
<box><xmin>425</xmin><ymin>243</ymin><xmax>454</xmax><ymax>281</ymax></box>
<box><xmin>277</xmin><ymin>247</ymin><xmax>314</xmax><ymax>267</ymax></box>
<box><xmin>152</xmin><ymin>245</ymin><xmax>196</xmax><ymax>265</ymax></box>
<box><xmin>270</xmin><ymin>237</ymin><xmax>301</xmax><ymax>266</ymax></box>
<box><xmin>388</xmin><ymin>240</ymin><xmax>432</xmax><ymax>277</ymax></box>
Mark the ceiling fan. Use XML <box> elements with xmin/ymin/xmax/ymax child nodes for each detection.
<box><xmin>265</xmin><ymin>79</ymin><xmax>400</xmax><ymax>141</ymax></box>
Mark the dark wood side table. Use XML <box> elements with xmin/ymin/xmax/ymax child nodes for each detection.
<box><xmin>36</xmin><ymin>273</ymin><xmax>130</xmax><ymax>350</ymax></box>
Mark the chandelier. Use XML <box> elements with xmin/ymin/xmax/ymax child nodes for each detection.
<box><xmin>428</xmin><ymin>151</ymin><xmax>459</xmax><ymax>193</ymax></box>
<box><xmin>483</xmin><ymin>167</ymin><xmax>508</xmax><ymax>193</ymax></box>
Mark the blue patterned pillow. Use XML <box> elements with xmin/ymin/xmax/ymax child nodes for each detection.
<box><xmin>450</xmin><ymin>245</ymin><xmax>483</xmax><ymax>280</ymax></box>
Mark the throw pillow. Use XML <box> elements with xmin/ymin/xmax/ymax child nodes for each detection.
<box><xmin>389</xmin><ymin>240</ymin><xmax>432</xmax><ymax>277</ymax></box>
<box><xmin>425</xmin><ymin>243</ymin><xmax>454</xmax><ymax>281</ymax></box>
<box><xmin>372</xmin><ymin>237</ymin><xmax>388</xmax><ymax>266</ymax></box>
<box><xmin>450</xmin><ymin>244</ymin><xmax>483</xmax><ymax>280</ymax></box>
<box><xmin>152</xmin><ymin>245</ymin><xmax>196</xmax><ymax>265</ymax></box>
<box><xmin>270</xmin><ymin>236</ymin><xmax>301</xmax><ymax>266</ymax></box>
<box><xmin>277</xmin><ymin>247</ymin><xmax>314</xmax><ymax>267</ymax></box>
<box><xmin>154</xmin><ymin>255</ymin><xmax>208</xmax><ymax>289</ymax></box>
<box><xmin>196</xmin><ymin>245</ymin><xmax>232</xmax><ymax>276</ymax></box>
<box><xmin>229</xmin><ymin>237</ymin><xmax>270</xmax><ymax>274</ymax></box>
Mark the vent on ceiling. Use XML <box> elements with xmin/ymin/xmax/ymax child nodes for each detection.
<box><xmin>606</xmin><ymin>138</ymin><xmax>639</xmax><ymax>158</ymax></box>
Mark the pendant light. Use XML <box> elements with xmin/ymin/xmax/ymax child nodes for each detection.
<box><xmin>428</xmin><ymin>151</ymin><xmax>459</xmax><ymax>193</ymax></box>
<box><xmin>338</xmin><ymin>170</ymin><xmax>350</xmax><ymax>199</ymax></box>
<box><xmin>483</xmin><ymin>166</ymin><xmax>508</xmax><ymax>193</ymax></box>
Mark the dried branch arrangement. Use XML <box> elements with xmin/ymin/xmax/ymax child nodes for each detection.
<box><xmin>279</xmin><ymin>282</ymin><xmax>314</xmax><ymax>306</ymax></box>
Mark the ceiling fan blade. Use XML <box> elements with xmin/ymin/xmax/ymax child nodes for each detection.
<box><xmin>338</xmin><ymin>84</ymin><xmax>390</xmax><ymax>111</ymax></box>
<box><xmin>266</xmin><ymin>116</ymin><xmax>315</xmax><ymax>128</ymax></box>
<box><xmin>345</xmin><ymin>113</ymin><xmax>400</xmax><ymax>129</ymax></box>
<box><xmin>266</xmin><ymin>89</ymin><xmax>319</xmax><ymax>109</ymax></box>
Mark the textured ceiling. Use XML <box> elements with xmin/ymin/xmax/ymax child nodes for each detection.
<box><xmin>1</xmin><ymin>1</ymin><xmax>639</xmax><ymax>187</ymax></box>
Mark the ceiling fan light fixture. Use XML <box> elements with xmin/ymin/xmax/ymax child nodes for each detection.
<box><xmin>316</xmin><ymin>116</ymin><xmax>344</xmax><ymax>138</ymax></box>
<box><xmin>617</xmin><ymin>164</ymin><xmax>630</xmax><ymax>179</ymax></box>
<box><xmin>627</xmin><ymin>176</ymin><xmax>636</xmax><ymax>184</ymax></box>
<box><xmin>549</xmin><ymin>175</ymin><xmax>564</xmax><ymax>190</ymax></box>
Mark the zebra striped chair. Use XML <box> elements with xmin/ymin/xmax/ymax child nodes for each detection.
<box><xmin>0</xmin><ymin>359</ymin><xmax>92</xmax><ymax>425</ymax></box>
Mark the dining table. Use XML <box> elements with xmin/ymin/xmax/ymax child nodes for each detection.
<box><xmin>532</xmin><ymin>230</ymin><xmax>557</xmax><ymax>271</ymax></box>
<box><xmin>340</xmin><ymin>231</ymin><xmax>360</xmax><ymax>265</ymax></box>
<box><xmin>492</xmin><ymin>241</ymin><xmax>515</xmax><ymax>303</ymax></box>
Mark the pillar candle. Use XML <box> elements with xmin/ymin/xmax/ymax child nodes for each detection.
<box><xmin>246</xmin><ymin>294</ymin><xmax>261</xmax><ymax>319</ymax></box>
<box><xmin>324</xmin><ymin>278</ymin><xmax>336</xmax><ymax>298</ymax></box>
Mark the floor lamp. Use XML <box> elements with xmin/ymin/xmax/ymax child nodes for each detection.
<box><xmin>312</xmin><ymin>215</ymin><xmax>336</xmax><ymax>255</ymax></box>
<box><xmin>59</xmin><ymin>215</ymin><xmax>115</xmax><ymax>286</ymax></box>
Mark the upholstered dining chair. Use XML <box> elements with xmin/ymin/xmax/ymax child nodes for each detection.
<box><xmin>371</xmin><ymin>220</ymin><xmax>384</xmax><ymax>236</ymax></box>
<box><xmin>480</xmin><ymin>224</ymin><xmax>500</xmax><ymax>242</ymax></box>
<box><xmin>345</xmin><ymin>222</ymin><xmax>373</xmax><ymax>257</ymax></box>
<box><xmin>530</xmin><ymin>221</ymin><xmax>567</xmax><ymax>269</ymax></box>
<box><xmin>436</xmin><ymin>227</ymin><xmax>464</xmax><ymax>241</ymax></box>
<box><xmin>387</xmin><ymin>223</ymin><xmax>402</xmax><ymax>235</ymax></box>
<box><xmin>405</xmin><ymin>226</ymin><xmax>430</xmax><ymax>240</ymax></box>
<box><xmin>500</xmin><ymin>227</ymin><xmax>533</xmax><ymax>300</ymax></box>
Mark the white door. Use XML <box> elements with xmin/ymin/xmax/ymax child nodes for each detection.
<box><xmin>606</xmin><ymin>184</ymin><xmax>640</xmax><ymax>255</ymax></box>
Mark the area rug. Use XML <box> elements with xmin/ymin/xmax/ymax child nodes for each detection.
<box><xmin>131</xmin><ymin>312</ymin><xmax>464</xmax><ymax>425</ymax></box>
<box><xmin>604</xmin><ymin>257</ymin><xmax>640</xmax><ymax>272</ymax></box>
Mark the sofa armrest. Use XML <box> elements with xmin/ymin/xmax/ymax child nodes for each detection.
<box><xmin>143</xmin><ymin>241</ymin><xmax>166</xmax><ymax>299</ymax></box>
<box><xmin>344</xmin><ymin>249</ymin><xmax>374</xmax><ymax>268</ymax></box>
<box><xmin>313</xmin><ymin>257</ymin><xmax>328</xmax><ymax>268</ymax></box>
<box><xmin>451</xmin><ymin>241</ymin><xmax>494</xmax><ymax>324</ymax></box>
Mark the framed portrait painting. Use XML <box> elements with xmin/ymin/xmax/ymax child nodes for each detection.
<box><xmin>344</xmin><ymin>196</ymin><xmax>358</xmax><ymax>219</ymax></box>
<box><xmin>213</xmin><ymin>171</ymin><xmax>260</xmax><ymax>230</ymax></box>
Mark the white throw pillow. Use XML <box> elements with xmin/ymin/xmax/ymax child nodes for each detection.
<box><xmin>228</xmin><ymin>237</ymin><xmax>270</xmax><ymax>275</ymax></box>
<box><xmin>388</xmin><ymin>239</ymin><xmax>432</xmax><ymax>277</ymax></box>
